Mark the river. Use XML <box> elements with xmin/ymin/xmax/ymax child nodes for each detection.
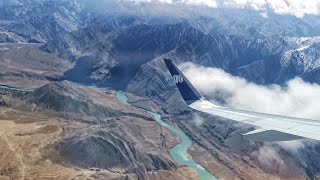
<box><xmin>0</xmin><ymin>84</ymin><xmax>34</xmax><ymax>92</ymax></box>
<box><xmin>0</xmin><ymin>84</ymin><xmax>216</xmax><ymax>180</ymax></box>
<box><xmin>116</xmin><ymin>91</ymin><xmax>216</xmax><ymax>180</ymax></box>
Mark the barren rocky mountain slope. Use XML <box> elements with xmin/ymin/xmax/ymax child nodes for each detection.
<box><xmin>0</xmin><ymin>82</ymin><xmax>198</xmax><ymax>180</ymax></box>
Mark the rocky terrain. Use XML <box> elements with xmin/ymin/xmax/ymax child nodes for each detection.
<box><xmin>3</xmin><ymin>0</ymin><xmax>320</xmax><ymax>87</ymax></box>
<box><xmin>42</xmin><ymin>23</ymin><xmax>320</xmax><ymax>90</ymax></box>
<box><xmin>0</xmin><ymin>82</ymin><xmax>198</xmax><ymax>180</ymax></box>
<box><xmin>0</xmin><ymin>43</ymin><xmax>72</xmax><ymax>88</ymax></box>
<box><xmin>1</xmin><ymin>0</ymin><xmax>320</xmax><ymax>180</ymax></box>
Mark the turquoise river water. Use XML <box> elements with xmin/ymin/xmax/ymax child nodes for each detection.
<box><xmin>0</xmin><ymin>84</ymin><xmax>33</xmax><ymax>92</ymax></box>
<box><xmin>0</xmin><ymin>84</ymin><xmax>216</xmax><ymax>180</ymax></box>
<box><xmin>116</xmin><ymin>91</ymin><xmax>216</xmax><ymax>180</ymax></box>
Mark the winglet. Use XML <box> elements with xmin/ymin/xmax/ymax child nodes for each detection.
<box><xmin>163</xmin><ymin>58</ymin><xmax>204</xmax><ymax>105</ymax></box>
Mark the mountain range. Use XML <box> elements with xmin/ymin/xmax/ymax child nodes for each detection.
<box><xmin>1</xmin><ymin>0</ymin><xmax>320</xmax><ymax>179</ymax></box>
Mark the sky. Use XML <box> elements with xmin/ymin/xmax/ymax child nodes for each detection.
<box><xmin>130</xmin><ymin>0</ymin><xmax>320</xmax><ymax>18</ymax></box>
<box><xmin>180</xmin><ymin>62</ymin><xmax>320</xmax><ymax>120</ymax></box>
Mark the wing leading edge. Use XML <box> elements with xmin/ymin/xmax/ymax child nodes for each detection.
<box><xmin>163</xmin><ymin>58</ymin><xmax>320</xmax><ymax>142</ymax></box>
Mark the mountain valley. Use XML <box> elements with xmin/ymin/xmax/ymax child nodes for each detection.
<box><xmin>1</xmin><ymin>0</ymin><xmax>320</xmax><ymax>179</ymax></box>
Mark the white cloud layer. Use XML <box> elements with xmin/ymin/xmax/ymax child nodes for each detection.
<box><xmin>130</xmin><ymin>0</ymin><xmax>320</xmax><ymax>18</ymax></box>
<box><xmin>180</xmin><ymin>62</ymin><xmax>320</xmax><ymax>120</ymax></box>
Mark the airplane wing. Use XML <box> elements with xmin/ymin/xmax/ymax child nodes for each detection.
<box><xmin>163</xmin><ymin>58</ymin><xmax>320</xmax><ymax>142</ymax></box>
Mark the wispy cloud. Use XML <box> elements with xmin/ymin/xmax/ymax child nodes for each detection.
<box><xmin>193</xmin><ymin>113</ymin><xmax>205</xmax><ymax>126</ymax></box>
<box><xmin>252</xmin><ymin>146</ymin><xmax>285</xmax><ymax>170</ymax></box>
<box><xmin>277</xmin><ymin>140</ymin><xmax>305</xmax><ymax>153</ymax></box>
<box><xmin>179</xmin><ymin>62</ymin><xmax>320</xmax><ymax>120</ymax></box>
<box><xmin>129</xmin><ymin>0</ymin><xmax>320</xmax><ymax>18</ymax></box>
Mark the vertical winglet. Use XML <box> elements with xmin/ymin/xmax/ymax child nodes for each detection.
<box><xmin>163</xmin><ymin>58</ymin><xmax>204</xmax><ymax>105</ymax></box>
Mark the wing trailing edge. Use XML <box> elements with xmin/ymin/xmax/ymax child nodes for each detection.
<box><xmin>243</xmin><ymin>129</ymin><xmax>304</xmax><ymax>142</ymax></box>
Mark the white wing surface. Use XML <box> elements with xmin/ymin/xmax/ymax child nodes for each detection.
<box><xmin>163</xmin><ymin>58</ymin><xmax>320</xmax><ymax>141</ymax></box>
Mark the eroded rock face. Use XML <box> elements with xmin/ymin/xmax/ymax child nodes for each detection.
<box><xmin>30</xmin><ymin>81</ymin><xmax>115</xmax><ymax>116</ymax></box>
<box><xmin>59</xmin><ymin>131</ymin><xmax>176</xmax><ymax>173</ymax></box>
<box><xmin>0</xmin><ymin>97</ymin><xmax>7</xmax><ymax>107</ymax></box>
<box><xmin>22</xmin><ymin>82</ymin><xmax>179</xmax><ymax>177</ymax></box>
<box><xmin>0</xmin><ymin>83</ymin><xmax>191</xmax><ymax>179</ymax></box>
<box><xmin>28</xmin><ymin>81</ymin><xmax>156</xmax><ymax>124</ymax></box>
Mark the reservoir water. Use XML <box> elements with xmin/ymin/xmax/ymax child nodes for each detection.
<box><xmin>116</xmin><ymin>91</ymin><xmax>216</xmax><ymax>180</ymax></box>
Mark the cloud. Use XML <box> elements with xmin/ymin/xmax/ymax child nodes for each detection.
<box><xmin>193</xmin><ymin>113</ymin><xmax>205</xmax><ymax>126</ymax></box>
<box><xmin>130</xmin><ymin>0</ymin><xmax>174</xmax><ymax>4</ymax></box>
<box><xmin>277</xmin><ymin>140</ymin><xmax>305</xmax><ymax>153</ymax></box>
<box><xmin>264</xmin><ymin>0</ymin><xmax>320</xmax><ymax>18</ymax></box>
<box><xmin>252</xmin><ymin>146</ymin><xmax>285</xmax><ymax>170</ymax></box>
<box><xmin>129</xmin><ymin>0</ymin><xmax>320</xmax><ymax>18</ymax></box>
<box><xmin>179</xmin><ymin>62</ymin><xmax>320</xmax><ymax>120</ymax></box>
<box><xmin>181</xmin><ymin>0</ymin><xmax>218</xmax><ymax>7</ymax></box>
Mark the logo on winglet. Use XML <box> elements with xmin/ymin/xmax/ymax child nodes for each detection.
<box><xmin>173</xmin><ymin>75</ymin><xmax>183</xmax><ymax>83</ymax></box>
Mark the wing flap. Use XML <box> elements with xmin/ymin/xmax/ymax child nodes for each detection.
<box><xmin>253</xmin><ymin>118</ymin><xmax>302</xmax><ymax>130</ymax></box>
<box><xmin>243</xmin><ymin>129</ymin><xmax>304</xmax><ymax>141</ymax></box>
<box><xmin>291</xmin><ymin>124</ymin><xmax>320</xmax><ymax>134</ymax></box>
